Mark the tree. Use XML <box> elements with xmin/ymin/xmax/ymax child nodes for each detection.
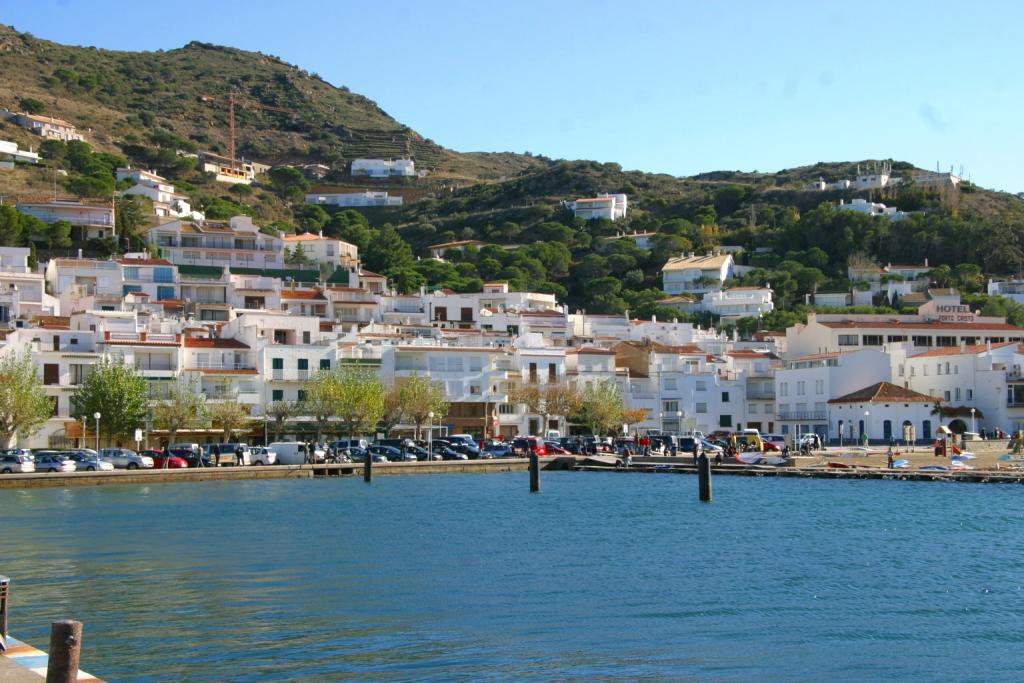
<box><xmin>0</xmin><ymin>352</ymin><xmax>54</xmax><ymax>447</ymax></box>
<box><xmin>622</xmin><ymin>408</ymin><xmax>649</xmax><ymax>436</ymax></box>
<box><xmin>267</xmin><ymin>166</ymin><xmax>310</xmax><ymax>200</ymax></box>
<box><xmin>19</xmin><ymin>97</ymin><xmax>46</xmax><ymax>114</ymax></box>
<box><xmin>265</xmin><ymin>400</ymin><xmax>298</xmax><ymax>440</ymax></box>
<box><xmin>48</xmin><ymin>220</ymin><xmax>73</xmax><ymax>250</ymax></box>
<box><xmin>508</xmin><ymin>383</ymin><xmax>581</xmax><ymax>437</ymax></box>
<box><xmin>153</xmin><ymin>378</ymin><xmax>209</xmax><ymax>447</ymax></box>
<box><xmin>399</xmin><ymin>374</ymin><xmax>448</xmax><ymax>439</ymax></box>
<box><xmin>209</xmin><ymin>394</ymin><xmax>250</xmax><ymax>442</ymax></box>
<box><xmin>335</xmin><ymin>367</ymin><xmax>385</xmax><ymax>439</ymax></box>
<box><xmin>364</xmin><ymin>225</ymin><xmax>415</xmax><ymax>276</ymax></box>
<box><xmin>577</xmin><ymin>380</ymin><xmax>625</xmax><ymax>436</ymax></box>
<box><xmin>379</xmin><ymin>384</ymin><xmax>406</xmax><ymax>436</ymax></box>
<box><xmin>71</xmin><ymin>359</ymin><xmax>148</xmax><ymax>446</ymax></box>
<box><xmin>302</xmin><ymin>370</ymin><xmax>341</xmax><ymax>442</ymax></box>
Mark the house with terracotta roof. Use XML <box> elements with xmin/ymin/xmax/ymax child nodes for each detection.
<box><xmin>280</xmin><ymin>288</ymin><xmax>328</xmax><ymax>317</ymax></box>
<box><xmin>182</xmin><ymin>334</ymin><xmax>260</xmax><ymax>405</ymax></box>
<box><xmin>828</xmin><ymin>381</ymin><xmax>941</xmax><ymax>444</ymax></box>
<box><xmin>569</xmin><ymin>194</ymin><xmax>627</xmax><ymax>221</ymax></box>
<box><xmin>2</xmin><ymin>110</ymin><xmax>83</xmax><ymax>141</ymax></box>
<box><xmin>428</xmin><ymin>240</ymin><xmax>488</xmax><ymax>260</ymax></box>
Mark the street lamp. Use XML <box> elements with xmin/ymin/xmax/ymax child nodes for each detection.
<box><xmin>970</xmin><ymin>407</ymin><xmax>976</xmax><ymax>434</ymax></box>
<box><xmin>659</xmin><ymin>412</ymin><xmax>664</xmax><ymax>433</ymax></box>
<box><xmin>863</xmin><ymin>410</ymin><xmax>870</xmax><ymax>445</ymax></box>
<box><xmin>80</xmin><ymin>415</ymin><xmax>87</xmax><ymax>449</ymax></box>
<box><xmin>93</xmin><ymin>412</ymin><xmax>101</xmax><ymax>452</ymax></box>
<box><xmin>676</xmin><ymin>411</ymin><xmax>683</xmax><ymax>435</ymax></box>
<box><xmin>427</xmin><ymin>411</ymin><xmax>434</xmax><ymax>459</ymax></box>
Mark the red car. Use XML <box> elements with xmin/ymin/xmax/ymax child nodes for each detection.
<box><xmin>543</xmin><ymin>440</ymin><xmax>570</xmax><ymax>455</ymax></box>
<box><xmin>143</xmin><ymin>449</ymin><xmax>189</xmax><ymax>469</ymax></box>
<box><xmin>511</xmin><ymin>437</ymin><xmax>548</xmax><ymax>457</ymax></box>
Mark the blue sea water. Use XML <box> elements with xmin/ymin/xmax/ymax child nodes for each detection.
<box><xmin>2</xmin><ymin>472</ymin><xmax>1024</xmax><ymax>682</ymax></box>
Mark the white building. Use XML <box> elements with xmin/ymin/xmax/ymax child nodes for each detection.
<box><xmin>116</xmin><ymin>167</ymin><xmax>202</xmax><ymax>220</ymax></box>
<box><xmin>987</xmin><ymin>279</ymin><xmax>1024</xmax><ymax>305</ymax></box>
<box><xmin>17</xmin><ymin>198</ymin><xmax>115</xmax><ymax>239</ymax></box>
<box><xmin>838</xmin><ymin>198</ymin><xmax>909</xmax><ymax>221</ymax></box>
<box><xmin>350</xmin><ymin>158</ymin><xmax>416</xmax><ymax>178</ymax></box>
<box><xmin>428</xmin><ymin>240</ymin><xmax>488</xmax><ymax>259</ymax></box>
<box><xmin>661</xmin><ymin>253</ymin><xmax>735</xmax><ymax>295</ymax></box>
<box><xmin>828</xmin><ymin>381</ymin><xmax>940</xmax><ymax>444</ymax></box>
<box><xmin>145</xmin><ymin>216</ymin><xmax>285</xmax><ymax>270</ymax></box>
<box><xmin>305</xmin><ymin>190</ymin><xmax>403</xmax><ymax>207</ymax></box>
<box><xmin>0</xmin><ymin>140</ymin><xmax>40</xmax><ymax>164</ymax></box>
<box><xmin>912</xmin><ymin>171</ymin><xmax>960</xmax><ymax>190</ymax></box>
<box><xmin>570</xmin><ymin>194</ymin><xmax>627</xmax><ymax>221</ymax></box>
<box><xmin>282</xmin><ymin>233</ymin><xmax>359</xmax><ymax>271</ymax></box>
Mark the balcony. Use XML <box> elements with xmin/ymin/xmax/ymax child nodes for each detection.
<box><xmin>104</xmin><ymin>331</ymin><xmax>181</xmax><ymax>345</ymax></box>
<box><xmin>270</xmin><ymin>369</ymin><xmax>312</xmax><ymax>381</ymax></box>
<box><xmin>192</xmin><ymin>361</ymin><xmax>256</xmax><ymax>371</ymax></box>
<box><xmin>747</xmin><ymin>389</ymin><xmax>776</xmax><ymax>400</ymax></box>
<box><xmin>778</xmin><ymin>410</ymin><xmax>827</xmax><ymax>421</ymax></box>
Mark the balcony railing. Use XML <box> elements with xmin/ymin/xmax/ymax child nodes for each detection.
<box><xmin>747</xmin><ymin>390</ymin><xmax>777</xmax><ymax>400</ymax></box>
<box><xmin>270</xmin><ymin>369</ymin><xmax>311</xmax><ymax>381</ymax></box>
<box><xmin>192</xmin><ymin>361</ymin><xmax>255</xmax><ymax>371</ymax></box>
<box><xmin>778</xmin><ymin>410</ymin><xmax>827</xmax><ymax>421</ymax></box>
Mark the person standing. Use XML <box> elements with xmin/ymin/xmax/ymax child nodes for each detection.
<box><xmin>235</xmin><ymin>444</ymin><xmax>244</xmax><ymax>467</ymax></box>
<box><xmin>211</xmin><ymin>443</ymin><xmax>220</xmax><ymax>467</ymax></box>
<box><xmin>197</xmin><ymin>444</ymin><xmax>205</xmax><ymax>468</ymax></box>
<box><xmin>887</xmin><ymin>446</ymin><xmax>894</xmax><ymax>469</ymax></box>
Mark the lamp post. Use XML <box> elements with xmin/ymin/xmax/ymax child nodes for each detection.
<box><xmin>659</xmin><ymin>412</ymin><xmax>664</xmax><ymax>434</ymax></box>
<box><xmin>93</xmin><ymin>412</ymin><xmax>101</xmax><ymax>452</ymax></box>
<box><xmin>427</xmin><ymin>411</ymin><xmax>434</xmax><ymax>458</ymax></box>
<box><xmin>839</xmin><ymin>419</ymin><xmax>844</xmax><ymax>448</ymax></box>
<box><xmin>80</xmin><ymin>416</ymin><xmax>87</xmax><ymax>449</ymax></box>
<box><xmin>676</xmin><ymin>410</ymin><xmax>683</xmax><ymax>435</ymax></box>
<box><xmin>863</xmin><ymin>410</ymin><xmax>870</xmax><ymax>445</ymax></box>
<box><xmin>970</xmin><ymin>408</ymin><xmax>976</xmax><ymax>434</ymax></box>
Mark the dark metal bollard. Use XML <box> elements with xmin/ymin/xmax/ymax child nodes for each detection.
<box><xmin>0</xmin><ymin>574</ymin><xmax>8</xmax><ymax>652</ymax></box>
<box><xmin>364</xmin><ymin>451</ymin><xmax>373</xmax><ymax>482</ymax></box>
<box><xmin>46</xmin><ymin>620</ymin><xmax>82</xmax><ymax>683</ymax></box>
<box><xmin>529</xmin><ymin>452</ymin><xmax>540</xmax><ymax>492</ymax></box>
<box><xmin>698</xmin><ymin>453</ymin><xmax>712</xmax><ymax>502</ymax></box>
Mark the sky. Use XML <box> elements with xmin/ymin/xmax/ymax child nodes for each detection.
<box><xmin>4</xmin><ymin>1</ymin><xmax>1024</xmax><ymax>191</ymax></box>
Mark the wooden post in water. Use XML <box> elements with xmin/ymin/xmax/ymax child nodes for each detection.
<box><xmin>529</xmin><ymin>452</ymin><xmax>540</xmax><ymax>492</ymax></box>
<box><xmin>364</xmin><ymin>451</ymin><xmax>373</xmax><ymax>482</ymax></box>
<box><xmin>698</xmin><ymin>453</ymin><xmax>712</xmax><ymax>502</ymax></box>
<box><xmin>46</xmin><ymin>620</ymin><xmax>82</xmax><ymax>683</ymax></box>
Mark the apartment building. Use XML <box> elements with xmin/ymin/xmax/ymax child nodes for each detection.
<box><xmin>146</xmin><ymin>216</ymin><xmax>285</xmax><ymax>270</ymax></box>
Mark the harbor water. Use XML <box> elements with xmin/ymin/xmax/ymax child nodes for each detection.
<box><xmin>2</xmin><ymin>472</ymin><xmax>1024</xmax><ymax>681</ymax></box>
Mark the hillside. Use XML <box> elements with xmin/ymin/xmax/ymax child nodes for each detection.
<box><xmin>0</xmin><ymin>24</ymin><xmax>547</xmax><ymax>182</ymax></box>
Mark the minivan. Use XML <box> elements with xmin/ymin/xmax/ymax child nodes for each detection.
<box><xmin>207</xmin><ymin>443</ymin><xmax>252</xmax><ymax>466</ymax></box>
<box><xmin>268</xmin><ymin>442</ymin><xmax>313</xmax><ymax>465</ymax></box>
<box><xmin>332</xmin><ymin>438</ymin><xmax>370</xmax><ymax>451</ymax></box>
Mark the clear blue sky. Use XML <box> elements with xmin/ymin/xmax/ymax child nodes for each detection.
<box><xmin>5</xmin><ymin>1</ymin><xmax>1023</xmax><ymax>191</ymax></box>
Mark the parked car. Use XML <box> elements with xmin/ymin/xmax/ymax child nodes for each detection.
<box><xmin>34</xmin><ymin>453</ymin><xmax>78</xmax><ymax>472</ymax></box>
<box><xmin>332</xmin><ymin>438</ymin><xmax>371</xmax><ymax>451</ymax></box>
<box><xmin>369</xmin><ymin>444</ymin><xmax>414</xmax><ymax>462</ymax></box>
<box><xmin>700</xmin><ymin>439</ymin><xmax>724</xmax><ymax>455</ymax></box>
<box><xmin>267</xmin><ymin>442</ymin><xmax>315</xmax><ymax>465</ymax></box>
<box><xmin>99</xmin><ymin>448</ymin><xmax>154</xmax><ymax>470</ymax></box>
<box><xmin>762</xmin><ymin>434</ymin><xmax>787</xmax><ymax>451</ymax></box>
<box><xmin>406</xmin><ymin>445</ymin><xmax>439</xmax><ymax>461</ymax></box>
<box><xmin>249</xmin><ymin>447</ymin><xmax>277</xmax><ymax>466</ymax></box>
<box><xmin>208</xmin><ymin>443</ymin><xmax>252</xmax><ymax>466</ymax></box>
<box><xmin>337</xmin><ymin>447</ymin><xmax>365</xmax><ymax>462</ymax></box>
<box><xmin>169</xmin><ymin>448</ymin><xmax>214</xmax><ymax>468</ymax></box>
<box><xmin>446</xmin><ymin>434</ymin><xmax>481</xmax><ymax>458</ymax></box>
<box><xmin>482</xmin><ymin>441</ymin><xmax>513</xmax><ymax>458</ymax></box>
<box><xmin>0</xmin><ymin>453</ymin><xmax>35</xmax><ymax>473</ymax></box>
<box><xmin>678</xmin><ymin>436</ymin><xmax>703</xmax><ymax>455</ymax></box>
<box><xmin>798</xmin><ymin>433</ymin><xmax>823</xmax><ymax>450</ymax></box>
<box><xmin>511</xmin><ymin>437</ymin><xmax>548</xmax><ymax>457</ymax></box>
<box><xmin>66</xmin><ymin>451</ymin><xmax>115</xmax><ymax>471</ymax></box>
<box><xmin>142</xmin><ymin>450</ymin><xmax>189</xmax><ymax>469</ymax></box>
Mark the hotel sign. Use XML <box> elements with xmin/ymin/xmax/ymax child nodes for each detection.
<box><xmin>936</xmin><ymin>304</ymin><xmax>974</xmax><ymax>323</ymax></box>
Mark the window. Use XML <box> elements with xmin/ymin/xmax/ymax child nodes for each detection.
<box><xmin>122</xmin><ymin>284</ymin><xmax>143</xmax><ymax>296</ymax></box>
<box><xmin>499</xmin><ymin>403</ymin><xmax>516</xmax><ymax>414</ymax></box>
<box><xmin>548</xmin><ymin>363</ymin><xmax>556</xmax><ymax>381</ymax></box>
<box><xmin>838</xmin><ymin>335</ymin><xmax>858</xmax><ymax>346</ymax></box>
<box><xmin>157</xmin><ymin>286</ymin><xmax>175</xmax><ymax>300</ymax></box>
<box><xmin>153</xmin><ymin>267</ymin><xmax>174</xmax><ymax>283</ymax></box>
<box><xmin>912</xmin><ymin>336</ymin><xmax>933</xmax><ymax>347</ymax></box>
<box><xmin>719</xmin><ymin>414</ymin><xmax>733</xmax><ymax>428</ymax></box>
<box><xmin>470</xmin><ymin>357</ymin><xmax>482</xmax><ymax>372</ymax></box>
<box><xmin>123</xmin><ymin>266</ymin><xmax>140</xmax><ymax>281</ymax></box>
<box><xmin>271</xmin><ymin>389</ymin><xmax>283</xmax><ymax>402</ymax></box>
<box><xmin>796</xmin><ymin>381</ymin><xmax>806</xmax><ymax>396</ymax></box>
<box><xmin>696</xmin><ymin>380</ymin><xmax>707</xmax><ymax>391</ymax></box>
<box><xmin>529</xmin><ymin>362</ymin><xmax>538</xmax><ymax>383</ymax></box>
<box><xmin>937</xmin><ymin>363</ymin><xmax>942</xmax><ymax>375</ymax></box>
<box><xmin>888</xmin><ymin>335</ymin><xmax>908</xmax><ymax>343</ymax></box>
<box><xmin>664</xmin><ymin>378</ymin><xmax>677</xmax><ymax>390</ymax></box>
<box><xmin>815</xmin><ymin>379</ymin><xmax>824</xmax><ymax>394</ymax></box>
<box><xmin>955</xmin><ymin>387</ymin><xmax>961</xmax><ymax>401</ymax></box>
<box><xmin>297</xmin><ymin>390</ymin><xmax>307</xmax><ymax>402</ymax></box>
<box><xmin>721</xmin><ymin>391</ymin><xmax>730</xmax><ymax>402</ymax></box>
<box><xmin>945</xmin><ymin>362</ymin><xmax>951</xmax><ymax>374</ymax></box>
<box><xmin>898</xmin><ymin>364</ymin><xmax>905</xmax><ymax>377</ymax></box>
<box><xmin>780</xmin><ymin>382</ymin><xmax>788</xmax><ymax>397</ymax></box>
<box><xmin>944</xmin><ymin>391</ymin><xmax>951</xmax><ymax>401</ymax></box>
<box><xmin>748</xmin><ymin>403</ymin><xmax>758</xmax><ymax>414</ymax></box>
<box><xmin>461</xmin><ymin>307</ymin><xmax>473</xmax><ymax>322</ymax></box>
<box><xmin>434</xmin><ymin>306</ymin><xmax>447</xmax><ymax>322</ymax></box>
<box><xmin>696</xmin><ymin>402</ymin><xmax>708</xmax><ymax>413</ymax></box>
<box><xmin>863</xmin><ymin>335</ymin><xmax>883</xmax><ymax>346</ymax></box>
<box><xmin>320</xmin><ymin>359</ymin><xmax>331</xmax><ymax>370</ymax></box>
<box><xmin>663</xmin><ymin>400</ymin><xmax>679</xmax><ymax>413</ymax></box>
<box><xmin>470</xmin><ymin>385</ymin><xmax>482</xmax><ymax>395</ymax></box>
<box><xmin>936</xmin><ymin>336</ymin><xmax>956</xmax><ymax>347</ymax></box>
<box><xmin>302</xmin><ymin>331</ymin><xmax>311</xmax><ymax>344</ymax></box>
<box><xmin>43</xmin><ymin>364</ymin><xmax>59</xmax><ymax>385</ymax></box>
<box><xmin>967</xmin><ymin>389</ymin><xmax>973</xmax><ymax>400</ymax></box>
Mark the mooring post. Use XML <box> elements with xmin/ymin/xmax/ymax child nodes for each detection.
<box><xmin>364</xmin><ymin>451</ymin><xmax>373</xmax><ymax>482</ymax></box>
<box><xmin>0</xmin><ymin>574</ymin><xmax>9</xmax><ymax>652</ymax></box>
<box><xmin>698</xmin><ymin>453</ymin><xmax>712</xmax><ymax>502</ymax></box>
<box><xmin>46</xmin><ymin>619</ymin><xmax>82</xmax><ymax>683</ymax></box>
<box><xmin>529</xmin><ymin>451</ymin><xmax>540</xmax><ymax>492</ymax></box>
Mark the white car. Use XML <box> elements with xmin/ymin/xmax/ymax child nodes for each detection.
<box><xmin>250</xmin><ymin>447</ymin><xmax>277</xmax><ymax>466</ymax></box>
<box><xmin>0</xmin><ymin>453</ymin><xmax>35</xmax><ymax>473</ymax></box>
<box><xmin>100</xmin><ymin>448</ymin><xmax>154</xmax><ymax>469</ymax></box>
